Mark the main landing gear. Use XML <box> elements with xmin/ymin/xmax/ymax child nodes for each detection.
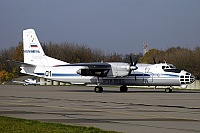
<box><xmin>120</xmin><ymin>85</ymin><xmax>128</xmax><ymax>92</ymax></box>
<box><xmin>94</xmin><ymin>85</ymin><xmax>128</xmax><ymax>93</ymax></box>
<box><xmin>94</xmin><ymin>86</ymin><xmax>103</xmax><ymax>93</ymax></box>
<box><xmin>165</xmin><ymin>86</ymin><xmax>173</xmax><ymax>93</ymax></box>
<box><xmin>95</xmin><ymin>77</ymin><xmax>104</xmax><ymax>93</ymax></box>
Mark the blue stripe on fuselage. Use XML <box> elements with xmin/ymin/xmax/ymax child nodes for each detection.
<box><xmin>34</xmin><ymin>73</ymin><xmax>44</xmax><ymax>76</ymax></box>
<box><xmin>34</xmin><ymin>73</ymin><xmax>79</xmax><ymax>77</ymax></box>
<box><xmin>52</xmin><ymin>73</ymin><xmax>79</xmax><ymax>76</ymax></box>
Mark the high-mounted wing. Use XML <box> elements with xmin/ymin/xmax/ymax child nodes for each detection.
<box><xmin>55</xmin><ymin>62</ymin><xmax>110</xmax><ymax>68</ymax></box>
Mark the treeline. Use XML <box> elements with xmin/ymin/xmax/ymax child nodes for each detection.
<box><xmin>0</xmin><ymin>41</ymin><xmax>199</xmax><ymax>83</ymax></box>
<box><xmin>42</xmin><ymin>42</ymin><xmax>142</xmax><ymax>63</ymax></box>
<box><xmin>0</xmin><ymin>44</ymin><xmax>22</xmax><ymax>83</ymax></box>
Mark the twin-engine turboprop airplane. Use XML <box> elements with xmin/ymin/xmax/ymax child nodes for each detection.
<box><xmin>8</xmin><ymin>29</ymin><xmax>195</xmax><ymax>93</ymax></box>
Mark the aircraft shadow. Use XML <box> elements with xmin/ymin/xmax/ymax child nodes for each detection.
<box><xmin>59</xmin><ymin>88</ymin><xmax>199</xmax><ymax>93</ymax></box>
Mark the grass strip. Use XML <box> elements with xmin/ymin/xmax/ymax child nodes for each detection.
<box><xmin>0</xmin><ymin>116</ymin><xmax>119</xmax><ymax>133</ymax></box>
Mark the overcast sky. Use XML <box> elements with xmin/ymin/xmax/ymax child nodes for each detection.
<box><xmin>0</xmin><ymin>0</ymin><xmax>200</xmax><ymax>54</ymax></box>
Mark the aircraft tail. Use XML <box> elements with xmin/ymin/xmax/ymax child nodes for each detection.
<box><xmin>23</xmin><ymin>29</ymin><xmax>68</xmax><ymax>66</ymax></box>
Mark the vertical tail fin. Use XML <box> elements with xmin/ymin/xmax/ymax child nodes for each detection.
<box><xmin>23</xmin><ymin>29</ymin><xmax>67</xmax><ymax>66</ymax></box>
<box><xmin>23</xmin><ymin>29</ymin><xmax>45</xmax><ymax>65</ymax></box>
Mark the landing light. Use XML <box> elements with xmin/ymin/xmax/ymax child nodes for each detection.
<box><xmin>180</xmin><ymin>84</ymin><xmax>187</xmax><ymax>89</ymax></box>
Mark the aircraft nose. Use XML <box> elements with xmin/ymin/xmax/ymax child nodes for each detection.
<box><xmin>179</xmin><ymin>71</ymin><xmax>195</xmax><ymax>85</ymax></box>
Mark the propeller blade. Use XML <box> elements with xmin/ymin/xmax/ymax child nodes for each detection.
<box><xmin>128</xmin><ymin>55</ymin><xmax>133</xmax><ymax>75</ymax></box>
<box><xmin>134</xmin><ymin>59</ymin><xmax>138</xmax><ymax>80</ymax></box>
<box><xmin>129</xmin><ymin>55</ymin><xmax>138</xmax><ymax>79</ymax></box>
<box><xmin>134</xmin><ymin>60</ymin><xmax>138</xmax><ymax>66</ymax></box>
<box><xmin>153</xmin><ymin>57</ymin><xmax>156</xmax><ymax>64</ymax></box>
<box><xmin>130</xmin><ymin>56</ymin><xmax>133</xmax><ymax>66</ymax></box>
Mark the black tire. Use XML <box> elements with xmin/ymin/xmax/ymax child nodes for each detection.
<box><xmin>165</xmin><ymin>88</ymin><xmax>172</xmax><ymax>93</ymax></box>
<box><xmin>94</xmin><ymin>86</ymin><xmax>103</xmax><ymax>93</ymax></box>
<box><xmin>120</xmin><ymin>86</ymin><xmax>128</xmax><ymax>92</ymax></box>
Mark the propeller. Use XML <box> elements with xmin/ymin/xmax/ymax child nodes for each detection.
<box><xmin>129</xmin><ymin>56</ymin><xmax>138</xmax><ymax>80</ymax></box>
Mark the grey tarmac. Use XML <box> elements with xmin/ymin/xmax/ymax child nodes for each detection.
<box><xmin>0</xmin><ymin>85</ymin><xmax>199</xmax><ymax>133</ymax></box>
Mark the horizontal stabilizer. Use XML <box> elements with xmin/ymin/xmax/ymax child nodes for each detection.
<box><xmin>6</xmin><ymin>60</ymin><xmax>36</xmax><ymax>67</ymax></box>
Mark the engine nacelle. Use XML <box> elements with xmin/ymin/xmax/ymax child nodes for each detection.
<box><xmin>107</xmin><ymin>63</ymin><xmax>130</xmax><ymax>77</ymax></box>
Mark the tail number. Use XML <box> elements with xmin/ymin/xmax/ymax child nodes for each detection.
<box><xmin>45</xmin><ymin>71</ymin><xmax>52</xmax><ymax>77</ymax></box>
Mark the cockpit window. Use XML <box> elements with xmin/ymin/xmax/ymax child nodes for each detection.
<box><xmin>162</xmin><ymin>65</ymin><xmax>176</xmax><ymax>69</ymax></box>
<box><xmin>162</xmin><ymin>66</ymin><xmax>166</xmax><ymax>69</ymax></box>
<box><xmin>162</xmin><ymin>65</ymin><xmax>181</xmax><ymax>73</ymax></box>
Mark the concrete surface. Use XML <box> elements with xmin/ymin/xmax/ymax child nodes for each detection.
<box><xmin>0</xmin><ymin>85</ymin><xmax>199</xmax><ymax>133</ymax></box>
